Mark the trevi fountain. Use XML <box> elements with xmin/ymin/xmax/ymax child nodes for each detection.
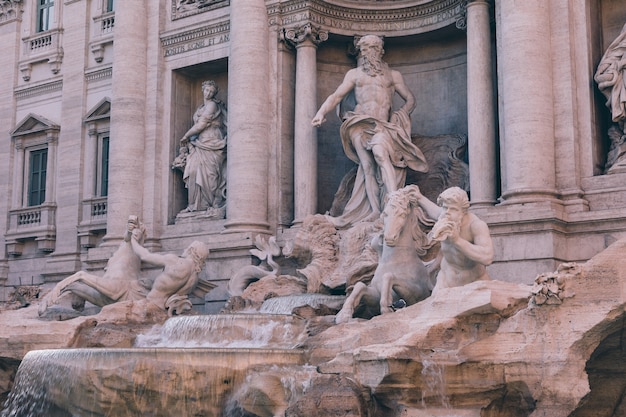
<box><xmin>2</xmin><ymin>1</ymin><xmax>626</xmax><ymax>416</ymax></box>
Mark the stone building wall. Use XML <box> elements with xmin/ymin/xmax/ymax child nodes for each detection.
<box><xmin>0</xmin><ymin>0</ymin><xmax>625</xmax><ymax>310</ymax></box>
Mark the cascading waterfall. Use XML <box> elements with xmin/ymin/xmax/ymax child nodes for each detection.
<box><xmin>2</xmin><ymin>309</ymin><xmax>316</xmax><ymax>417</ymax></box>
<box><xmin>421</xmin><ymin>358</ymin><xmax>450</xmax><ymax>409</ymax></box>
<box><xmin>2</xmin><ymin>346</ymin><xmax>305</xmax><ymax>417</ymax></box>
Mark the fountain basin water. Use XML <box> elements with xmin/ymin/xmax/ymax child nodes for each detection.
<box><xmin>2</xmin><ymin>347</ymin><xmax>305</xmax><ymax>417</ymax></box>
<box><xmin>259</xmin><ymin>294</ymin><xmax>345</xmax><ymax>314</ymax></box>
<box><xmin>135</xmin><ymin>313</ymin><xmax>309</xmax><ymax>349</ymax></box>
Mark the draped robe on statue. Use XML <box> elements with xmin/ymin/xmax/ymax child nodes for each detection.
<box><xmin>183</xmin><ymin>103</ymin><xmax>227</xmax><ymax>212</ymax></box>
<box><xmin>328</xmin><ymin>106</ymin><xmax>428</xmax><ymax>229</ymax></box>
<box><xmin>595</xmin><ymin>22</ymin><xmax>626</xmax><ymax>124</ymax></box>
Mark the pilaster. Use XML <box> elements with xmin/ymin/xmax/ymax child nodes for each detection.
<box><xmin>284</xmin><ymin>23</ymin><xmax>328</xmax><ymax>224</ymax></box>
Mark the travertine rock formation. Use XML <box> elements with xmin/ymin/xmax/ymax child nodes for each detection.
<box><xmin>3</xmin><ymin>238</ymin><xmax>626</xmax><ymax>416</ymax></box>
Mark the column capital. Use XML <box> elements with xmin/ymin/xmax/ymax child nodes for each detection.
<box><xmin>456</xmin><ymin>0</ymin><xmax>493</xmax><ymax>30</ymax></box>
<box><xmin>283</xmin><ymin>23</ymin><xmax>328</xmax><ymax>48</ymax></box>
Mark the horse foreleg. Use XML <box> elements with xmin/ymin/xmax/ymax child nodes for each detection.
<box><xmin>46</xmin><ymin>271</ymin><xmax>94</xmax><ymax>304</ymax></box>
<box><xmin>65</xmin><ymin>273</ymin><xmax>129</xmax><ymax>303</ymax></box>
<box><xmin>379</xmin><ymin>272</ymin><xmax>395</xmax><ymax>315</ymax></box>
<box><xmin>335</xmin><ymin>282</ymin><xmax>369</xmax><ymax>324</ymax></box>
<box><xmin>38</xmin><ymin>271</ymin><xmax>94</xmax><ymax>316</ymax></box>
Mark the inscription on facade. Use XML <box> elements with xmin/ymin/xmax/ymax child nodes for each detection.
<box><xmin>163</xmin><ymin>34</ymin><xmax>229</xmax><ymax>57</ymax></box>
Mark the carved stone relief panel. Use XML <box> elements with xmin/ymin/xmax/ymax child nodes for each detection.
<box><xmin>171</xmin><ymin>0</ymin><xmax>229</xmax><ymax>20</ymax></box>
<box><xmin>0</xmin><ymin>0</ymin><xmax>23</xmax><ymax>25</ymax></box>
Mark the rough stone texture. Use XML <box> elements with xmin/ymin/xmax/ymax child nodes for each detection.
<box><xmin>3</xmin><ymin>239</ymin><xmax>626</xmax><ymax>415</ymax></box>
<box><xmin>302</xmin><ymin>238</ymin><xmax>626</xmax><ymax>416</ymax></box>
<box><xmin>285</xmin><ymin>375</ymin><xmax>373</xmax><ymax>417</ymax></box>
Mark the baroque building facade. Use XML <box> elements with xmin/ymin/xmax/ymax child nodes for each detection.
<box><xmin>0</xmin><ymin>0</ymin><xmax>625</xmax><ymax>310</ymax></box>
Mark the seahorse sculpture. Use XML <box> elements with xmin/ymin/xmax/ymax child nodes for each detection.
<box><xmin>227</xmin><ymin>235</ymin><xmax>282</xmax><ymax>296</ymax></box>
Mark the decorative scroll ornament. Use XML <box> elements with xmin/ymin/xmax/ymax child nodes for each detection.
<box><xmin>457</xmin><ymin>0</ymin><xmax>495</xmax><ymax>31</ymax></box>
<box><xmin>283</xmin><ymin>23</ymin><xmax>328</xmax><ymax>47</ymax></box>
<box><xmin>455</xmin><ymin>0</ymin><xmax>468</xmax><ymax>30</ymax></box>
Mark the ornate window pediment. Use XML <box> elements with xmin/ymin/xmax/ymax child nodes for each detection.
<box><xmin>11</xmin><ymin>113</ymin><xmax>59</xmax><ymax>137</ymax></box>
<box><xmin>84</xmin><ymin>97</ymin><xmax>111</xmax><ymax>122</ymax></box>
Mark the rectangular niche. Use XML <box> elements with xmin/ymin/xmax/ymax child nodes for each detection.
<box><xmin>169</xmin><ymin>58</ymin><xmax>228</xmax><ymax>223</ymax></box>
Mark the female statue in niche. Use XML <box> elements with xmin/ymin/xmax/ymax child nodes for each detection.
<box><xmin>595</xmin><ymin>22</ymin><xmax>626</xmax><ymax>174</ymax></box>
<box><xmin>174</xmin><ymin>80</ymin><xmax>227</xmax><ymax>217</ymax></box>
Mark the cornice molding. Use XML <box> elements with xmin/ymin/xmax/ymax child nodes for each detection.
<box><xmin>268</xmin><ymin>0</ymin><xmax>465</xmax><ymax>37</ymax></box>
<box><xmin>85</xmin><ymin>66</ymin><xmax>113</xmax><ymax>83</ymax></box>
<box><xmin>14</xmin><ymin>79</ymin><xmax>63</xmax><ymax>101</ymax></box>
<box><xmin>160</xmin><ymin>0</ymin><xmax>467</xmax><ymax>57</ymax></box>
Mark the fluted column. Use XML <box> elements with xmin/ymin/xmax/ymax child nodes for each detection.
<box><xmin>284</xmin><ymin>24</ymin><xmax>328</xmax><ymax>224</ymax></box>
<box><xmin>497</xmin><ymin>0</ymin><xmax>557</xmax><ymax>203</ymax></box>
<box><xmin>103</xmin><ymin>0</ymin><xmax>147</xmax><ymax>244</ymax></box>
<box><xmin>466</xmin><ymin>0</ymin><xmax>497</xmax><ymax>206</ymax></box>
<box><xmin>225</xmin><ymin>0</ymin><xmax>271</xmax><ymax>232</ymax></box>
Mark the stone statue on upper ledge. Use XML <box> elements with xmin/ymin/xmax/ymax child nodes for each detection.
<box><xmin>173</xmin><ymin>80</ymin><xmax>227</xmax><ymax>219</ymax></box>
<box><xmin>312</xmin><ymin>35</ymin><xmax>429</xmax><ymax>229</ymax></box>
<box><xmin>595</xmin><ymin>21</ymin><xmax>626</xmax><ymax>174</ymax></box>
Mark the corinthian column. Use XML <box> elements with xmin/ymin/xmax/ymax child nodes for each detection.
<box><xmin>284</xmin><ymin>24</ymin><xmax>328</xmax><ymax>224</ymax></box>
<box><xmin>466</xmin><ymin>0</ymin><xmax>497</xmax><ymax>206</ymax></box>
<box><xmin>103</xmin><ymin>0</ymin><xmax>148</xmax><ymax>244</ymax></box>
<box><xmin>224</xmin><ymin>0</ymin><xmax>271</xmax><ymax>233</ymax></box>
<box><xmin>497</xmin><ymin>0</ymin><xmax>557</xmax><ymax>203</ymax></box>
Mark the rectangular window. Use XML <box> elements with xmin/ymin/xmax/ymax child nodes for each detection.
<box><xmin>98</xmin><ymin>136</ymin><xmax>109</xmax><ymax>197</ymax></box>
<box><xmin>106</xmin><ymin>0</ymin><xmax>115</xmax><ymax>12</ymax></box>
<box><xmin>37</xmin><ymin>0</ymin><xmax>54</xmax><ymax>32</ymax></box>
<box><xmin>28</xmin><ymin>149</ymin><xmax>47</xmax><ymax>206</ymax></box>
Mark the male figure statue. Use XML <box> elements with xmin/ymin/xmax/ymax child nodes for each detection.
<box><xmin>415</xmin><ymin>186</ymin><xmax>494</xmax><ymax>293</ymax></box>
<box><xmin>129</xmin><ymin>227</ymin><xmax>209</xmax><ymax>316</ymax></box>
<box><xmin>312</xmin><ymin>35</ymin><xmax>428</xmax><ymax>228</ymax></box>
<box><xmin>39</xmin><ymin>215</ymin><xmax>149</xmax><ymax>317</ymax></box>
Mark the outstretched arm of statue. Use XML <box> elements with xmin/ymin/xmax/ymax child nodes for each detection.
<box><xmin>130</xmin><ymin>236</ymin><xmax>166</xmax><ymax>268</ymax></box>
<box><xmin>312</xmin><ymin>70</ymin><xmax>357</xmax><ymax>127</ymax></box>
<box><xmin>413</xmin><ymin>188</ymin><xmax>443</xmax><ymax>221</ymax></box>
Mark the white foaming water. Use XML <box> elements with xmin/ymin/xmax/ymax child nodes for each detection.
<box><xmin>259</xmin><ymin>294</ymin><xmax>345</xmax><ymax>314</ymax></box>
<box><xmin>1</xmin><ymin>349</ymin><xmax>89</xmax><ymax>417</ymax></box>
<box><xmin>134</xmin><ymin>313</ymin><xmax>307</xmax><ymax>349</ymax></box>
<box><xmin>420</xmin><ymin>359</ymin><xmax>451</xmax><ymax>409</ymax></box>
